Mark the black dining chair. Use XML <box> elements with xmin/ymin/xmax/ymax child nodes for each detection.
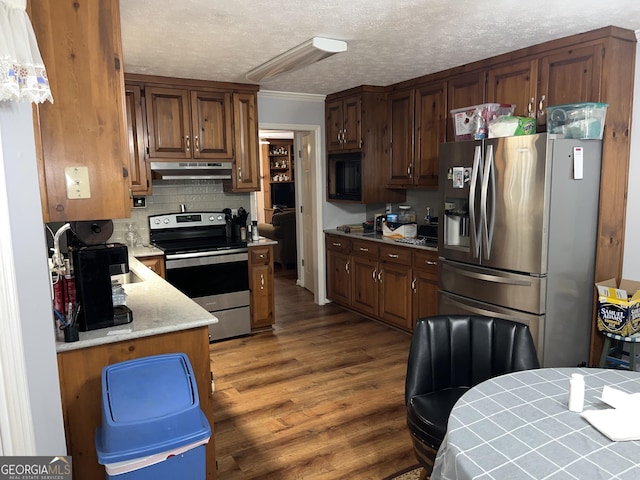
<box><xmin>405</xmin><ymin>314</ymin><xmax>540</xmax><ymax>474</ymax></box>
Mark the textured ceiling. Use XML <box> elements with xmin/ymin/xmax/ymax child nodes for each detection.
<box><xmin>120</xmin><ymin>0</ymin><xmax>640</xmax><ymax>96</ymax></box>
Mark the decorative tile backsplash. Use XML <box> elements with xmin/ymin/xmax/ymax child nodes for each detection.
<box><xmin>110</xmin><ymin>179</ymin><xmax>251</xmax><ymax>245</ymax></box>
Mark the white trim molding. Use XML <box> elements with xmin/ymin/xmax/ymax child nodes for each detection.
<box><xmin>258</xmin><ymin>90</ymin><xmax>326</xmax><ymax>103</ymax></box>
<box><xmin>0</xmin><ymin>129</ymin><xmax>36</xmax><ymax>454</ymax></box>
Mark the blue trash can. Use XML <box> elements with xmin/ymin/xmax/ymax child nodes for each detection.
<box><xmin>96</xmin><ymin>353</ymin><xmax>211</xmax><ymax>479</ymax></box>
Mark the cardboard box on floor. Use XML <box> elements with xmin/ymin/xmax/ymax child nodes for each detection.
<box><xmin>596</xmin><ymin>278</ymin><xmax>640</xmax><ymax>336</ymax></box>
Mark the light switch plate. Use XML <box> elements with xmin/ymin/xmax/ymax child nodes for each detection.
<box><xmin>64</xmin><ymin>166</ymin><xmax>91</xmax><ymax>199</ymax></box>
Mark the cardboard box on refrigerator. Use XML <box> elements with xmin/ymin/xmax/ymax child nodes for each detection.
<box><xmin>596</xmin><ymin>278</ymin><xmax>640</xmax><ymax>336</ymax></box>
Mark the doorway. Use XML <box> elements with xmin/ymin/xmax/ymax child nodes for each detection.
<box><xmin>253</xmin><ymin>123</ymin><xmax>324</xmax><ymax>304</ymax></box>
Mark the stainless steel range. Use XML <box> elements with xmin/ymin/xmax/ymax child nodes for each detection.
<box><xmin>149</xmin><ymin>211</ymin><xmax>250</xmax><ymax>342</ymax></box>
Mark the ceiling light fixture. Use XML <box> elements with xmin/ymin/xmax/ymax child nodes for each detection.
<box><xmin>246</xmin><ymin>37</ymin><xmax>347</xmax><ymax>82</ymax></box>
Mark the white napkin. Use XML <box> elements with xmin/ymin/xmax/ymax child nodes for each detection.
<box><xmin>581</xmin><ymin>386</ymin><xmax>640</xmax><ymax>441</ymax></box>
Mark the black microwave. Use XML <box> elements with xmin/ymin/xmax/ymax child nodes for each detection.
<box><xmin>328</xmin><ymin>152</ymin><xmax>362</xmax><ymax>201</ymax></box>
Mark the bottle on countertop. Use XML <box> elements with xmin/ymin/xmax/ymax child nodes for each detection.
<box><xmin>251</xmin><ymin>220</ymin><xmax>259</xmax><ymax>241</ymax></box>
<box><xmin>568</xmin><ymin>373</ymin><xmax>585</xmax><ymax>412</ymax></box>
<box><xmin>424</xmin><ymin>207</ymin><xmax>432</xmax><ymax>225</ymax></box>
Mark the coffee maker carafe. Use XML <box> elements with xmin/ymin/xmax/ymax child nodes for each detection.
<box><xmin>72</xmin><ymin>243</ymin><xmax>133</xmax><ymax>331</ymax></box>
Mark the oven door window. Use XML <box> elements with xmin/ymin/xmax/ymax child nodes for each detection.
<box><xmin>166</xmin><ymin>259</ymin><xmax>249</xmax><ymax>298</ymax></box>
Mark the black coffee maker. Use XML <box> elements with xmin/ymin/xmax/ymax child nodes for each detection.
<box><xmin>71</xmin><ymin>243</ymin><xmax>133</xmax><ymax>331</ymax></box>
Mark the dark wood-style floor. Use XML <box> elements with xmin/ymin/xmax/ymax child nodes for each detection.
<box><xmin>209</xmin><ymin>269</ymin><xmax>417</xmax><ymax>479</ymax></box>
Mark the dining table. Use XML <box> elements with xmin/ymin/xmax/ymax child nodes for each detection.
<box><xmin>431</xmin><ymin>368</ymin><xmax>640</xmax><ymax>480</ymax></box>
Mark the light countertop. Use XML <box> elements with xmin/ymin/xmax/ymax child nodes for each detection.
<box><xmin>56</xmin><ymin>256</ymin><xmax>218</xmax><ymax>353</ymax></box>
<box><xmin>324</xmin><ymin>229</ymin><xmax>438</xmax><ymax>252</ymax></box>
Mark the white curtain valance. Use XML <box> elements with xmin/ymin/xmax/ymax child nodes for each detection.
<box><xmin>0</xmin><ymin>0</ymin><xmax>53</xmax><ymax>103</ymax></box>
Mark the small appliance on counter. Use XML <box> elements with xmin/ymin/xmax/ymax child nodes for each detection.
<box><xmin>71</xmin><ymin>243</ymin><xmax>133</xmax><ymax>331</ymax></box>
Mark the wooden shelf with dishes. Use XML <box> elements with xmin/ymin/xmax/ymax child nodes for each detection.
<box><xmin>262</xmin><ymin>139</ymin><xmax>295</xmax><ymax>224</ymax></box>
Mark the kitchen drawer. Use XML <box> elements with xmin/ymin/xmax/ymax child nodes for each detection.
<box><xmin>351</xmin><ymin>239</ymin><xmax>379</xmax><ymax>259</ymax></box>
<box><xmin>379</xmin><ymin>244</ymin><xmax>412</xmax><ymax>266</ymax></box>
<box><xmin>413</xmin><ymin>250</ymin><xmax>439</xmax><ymax>272</ymax></box>
<box><xmin>250</xmin><ymin>246</ymin><xmax>272</xmax><ymax>265</ymax></box>
<box><xmin>326</xmin><ymin>234</ymin><xmax>351</xmax><ymax>254</ymax></box>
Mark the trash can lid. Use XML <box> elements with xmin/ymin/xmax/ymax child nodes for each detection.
<box><xmin>96</xmin><ymin>353</ymin><xmax>210</xmax><ymax>464</ymax></box>
<box><xmin>104</xmin><ymin>353</ymin><xmax>197</xmax><ymax>423</ymax></box>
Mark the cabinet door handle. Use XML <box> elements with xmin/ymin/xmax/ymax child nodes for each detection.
<box><xmin>185</xmin><ymin>135</ymin><xmax>191</xmax><ymax>152</ymax></box>
<box><xmin>528</xmin><ymin>97</ymin><xmax>535</xmax><ymax>118</ymax></box>
<box><xmin>538</xmin><ymin>95</ymin><xmax>546</xmax><ymax>114</ymax></box>
<box><xmin>238</xmin><ymin>167</ymin><xmax>242</xmax><ymax>179</ymax></box>
<box><xmin>359</xmin><ymin>247</ymin><xmax>369</xmax><ymax>252</ymax></box>
<box><xmin>377</xmin><ymin>271</ymin><xmax>382</xmax><ymax>282</ymax></box>
<box><xmin>411</xmin><ymin>278</ymin><xmax>416</xmax><ymax>293</ymax></box>
<box><xmin>388</xmin><ymin>253</ymin><xmax>399</xmax><ymax>259</ymax></box>
<box><xmin>537</xmin><ymin>95</ymin><xmax>546</xmax><ymax>123</ymax></box>
<box><xmin>372</xmin><ymin>269</ymin><xmax>377</xmax><ymax>282</ymax></box>
<box><xmin>337</xmin><ymin>130</ymin><xmax>342</xmax><ymax>142</ymax></box>
<box><xmin>260</xmin><ymin>273</ymin><xmax>265</xmax><ymax>289</ymax></box>
<box><xmin>407</xmin><ymin>162</ymin><xmax>412</xmax><ymax>178</ymax></box>
<box><xmin>194</xmin><ymin>135</ymin><xmax>200</xmax><ymax>152</ymax></box>
<box><xmin>345</xmin><ymin>260</ymin><xmax>350</xmax><ymax>274</ymax></box>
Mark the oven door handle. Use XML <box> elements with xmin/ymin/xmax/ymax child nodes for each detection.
<box><xmin>165</xmin><ymin>248</ymin><xmax>248</xmax><ymax>261</ymax></box>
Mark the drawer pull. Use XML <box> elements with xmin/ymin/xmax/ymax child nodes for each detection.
<box><xmin>259</xmin><ymin>254</ymin><xmax>265</xmax><ymax>258</ymax></box>
<box><xmin>388</xmin><ymin>254</ymin><xmax>399</xmax><ymax>259</ymax></box>
<box><xmin>359</xmin><ymin>247</ymin><xmax>369</xmax><ymax>252</ymax></box>
<box><xmin>332</xmin><ymin>242</ymin><xmax>342</xmax><ymax>247</ymax></box>
<box><xmin>425</xmin><ymin>260</ymin><xmax>437</xmax><ymax>265</ymax></box>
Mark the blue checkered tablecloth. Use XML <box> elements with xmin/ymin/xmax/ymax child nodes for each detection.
<box><xmin>431</xmin><ymin>368</ymin><xmax>640</xmax><ymax>480</ymax></box>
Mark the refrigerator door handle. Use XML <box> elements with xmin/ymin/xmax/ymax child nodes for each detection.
<box><xmin>454</xmin><ymin>267</ymin><xmax>533</xmax><ymax>287</ymax></box>
<box><xmin>469</xmin><ymin>145</ymin><xmax>482</xmax><ymax>259</ymax></box>
<box><xmin>480</xmin><ymin>144</ymin><xmax>495</xmax><ymax>259</ymax></box>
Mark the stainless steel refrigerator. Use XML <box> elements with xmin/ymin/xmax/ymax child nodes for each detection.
<box><xmin>437</xmin><ymin>133</ymin><xmax>602</xmax><ymax>367</ymax></box>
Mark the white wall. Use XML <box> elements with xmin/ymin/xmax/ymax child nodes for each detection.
<box><xmin>622</xmin><ymin>32</ymin><xmax>640</xmax><ymax>281</ymax></box>
<box><xmin>0</xmin><ymin>102</ymin><xmax>66</xmax><ymax>454</ymax></box>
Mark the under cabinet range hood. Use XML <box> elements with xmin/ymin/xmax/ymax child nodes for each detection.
<box><xmin>150</xmin><ymin>161</ymin><xmax>232</xmax><ymax>180</ymax></box>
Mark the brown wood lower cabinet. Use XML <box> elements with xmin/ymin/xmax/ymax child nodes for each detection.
<box><xmin>56</xmin><ymin>327</ymin><xmax>216</xmax><ymax>480</ymax></box>
<box><xmin>249</xmin><ymin>244</ymin><xmax>275</xmax><ymax>330</ymax></box>
<box><xmin>137</xmin><ymin>254</ymin><xmax>166</xmax><ymax>278</ymax></box>
<box><xmin>378</xmin><ymin>245</ymin><xmax>413</xmax><ymax>330</ymax></box>
<box><xmin>326</xmin><ymin>233</ymin><xmax>438</xmax><ymax>332</ymax></box>
<box><xmin>411</xmin><ymin>250</ymin><xmax>439</xmax><ymax>329</ymax></box>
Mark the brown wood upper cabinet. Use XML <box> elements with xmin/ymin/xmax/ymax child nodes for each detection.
<box><xmin>326</xmin><ymin>95</ymin><xmax>362</xmax><ymax>151</ymax></box>
<box><xmin>125</xmin><ymin>75</ymin><xmax>260</xmax><ymax>193</ymax></box>
<box><xmin>125</xmin><ymin>84</ymin><xmax>152</xmax><ymax>196</ymax></box>
<box><xmin>230</xmin><ymin>92</ymin><xmax>260</xmax><ymax>191</ymax></box>
<box><xmin>326</xmin><ymin>87</ymin><xmax>405</xmax><ymax>204</ymax></box>
<box><xmin>487</xmin><ymin>44</ymin><xmax>603</xmax><ymax>130</ymax></box>
<box><xmin>387</xmin><ymin>80</ymin><xmax>446</xmax><ymax>188</ymax></box>
<box><xmin>145</xmin><ymin>86</ymin><xmax>233</xmax><ymax>160</ymax></box>
<box><xmin>29</xmin><ymin>0</ymin><xmax>131</xmax><ymax>222</ymax></box>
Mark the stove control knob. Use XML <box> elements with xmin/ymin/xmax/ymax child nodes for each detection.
<box><xmin>209</xmin><ymin>215</ymin><xmax>215</xmax><ymax>222</ymax></box>
<box><xmin>153</xmin><ymin>219</ymin><xmax>160</xmax><ymax>225</ymax></box>
<box><xmin>163</xmin><ymin>218</ymin><xmax>170</xmax><ymax>224</ymax></box>
<box><xmin>217</xmin><ymin>215</ymin><xmax>223</xmax><ymax>221</ymax></box>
